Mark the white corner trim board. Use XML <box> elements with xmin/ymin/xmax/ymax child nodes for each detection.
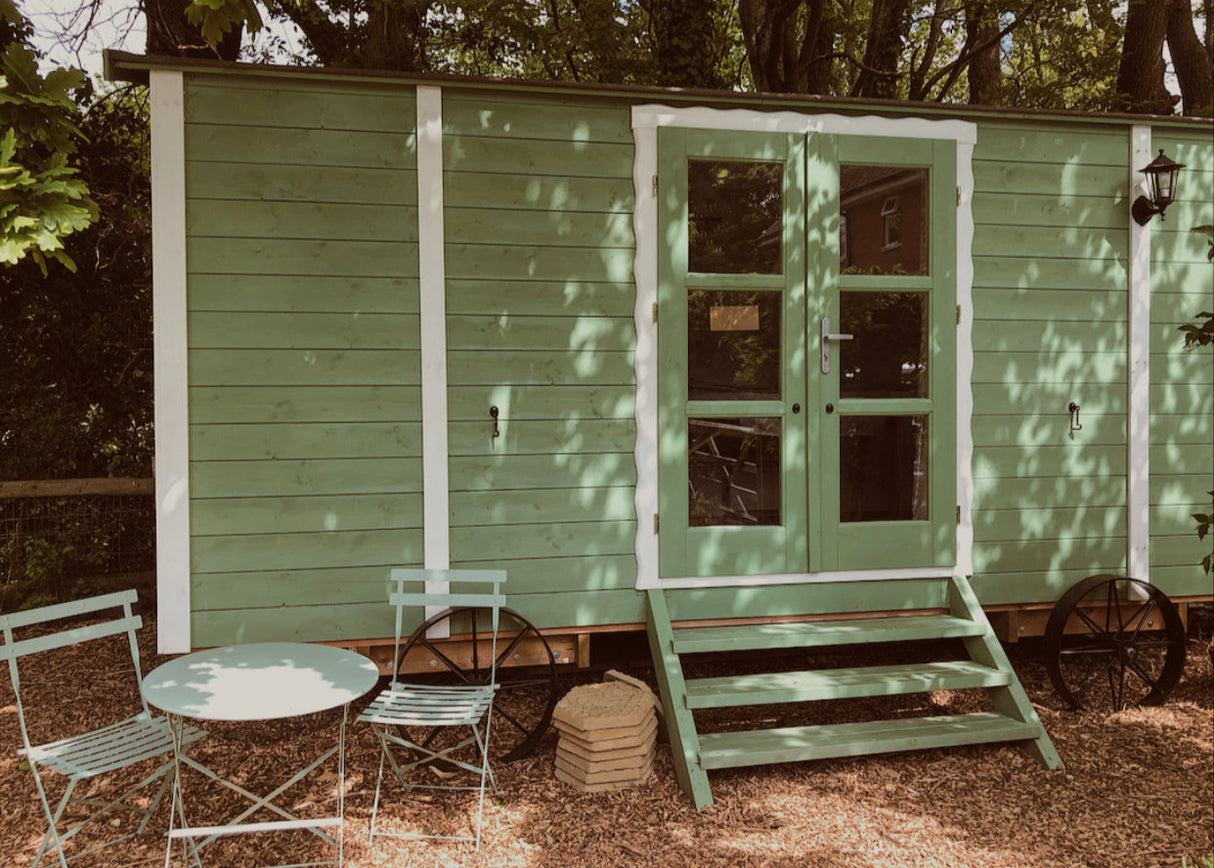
<box><xmin>416</xmin><ymin>86</ymin><xmax>453</xmax><ymax>631</ymax></box>
<box><xmin>150</xmin><ymin>70</ymin><xmax>191</xmax><ymax>654</ymax></box>
<box><xmin>1127</xmin><ymin>125</ymin><xmax>1153</xmax><ymax>583</ymax></box>
<box><xmin>631</xmin><ymin>104</ymin><xmax>977</xmax><ymax>591</ymax></box>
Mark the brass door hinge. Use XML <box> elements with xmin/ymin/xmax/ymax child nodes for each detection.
<box><xmin>652</xmin><ymin>174</ymin><xmax>659</xmax><ymax>197</ymax></box>
<box><xmin>956</xmin><ymin>505</ymin><xmax>961</xmax><ymax>524</ymax></box>
<box><xmin>652</xmin><ymin>302</ymin><xmax>659</xmax><ymax>323</ymax></box>
<box><xmin>956</xmin><ymin>186</ymin><xmax>961</xmax><ymax>206</ymax></box>
<box><xmin>956</xmin><ymin>304</ymin><xmax>961</xmax><ymax>325</ymax></box>
<box><xmin>653</xmin><ymin>513</ymin><xmax>660</xmax><ymax>534</ymax></box>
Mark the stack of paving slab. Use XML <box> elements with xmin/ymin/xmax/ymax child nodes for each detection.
<box><xmin>552</xmin><ymin>673</ymin><xmax>660</xmax><ymax>793</ymax></box>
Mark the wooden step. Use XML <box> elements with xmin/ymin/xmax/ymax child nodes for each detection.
<box><xmin>671</xmin><ymin>614</ymin><xmax>985</xmax><ymax>655</ymax></box>
<box><xmin>697</xmin><ymin>712</ymin><xmax>1042</xmax><ymax>770</ymax></box>
<box><xmin>684</xmin><ymin>660</ymin><xmax>1011</xmax><ymax>709</ymax></box>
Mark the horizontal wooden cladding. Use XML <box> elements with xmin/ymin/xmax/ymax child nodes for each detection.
<box><xmin>448</xmin><ymin>555</ymin><xmax>637</xmax><ymax>597</ymax></box>
<box><xmin>447</xmin><ymin>350</ymin><xmax>634</xmax><ymax>386</ymax></box>
<box><xmin>186</xmin><ymin>123</ymin><xmax>415</xmax><ymax>169</ymax></box>
<box><xmin>1147</xmin><ymin>417</ymin><xmax>1214</xmax><ymax>447</ymax></box>
<box><xmin>187</xmin><ymin>238</ymin><xmax>419</xmax><ymax>278</ymax></box>
<box><xmin>190</xmin><ymin>312</ymin><xmax>420</xmax><ymax>350</ymax></box>
<box><xmin>448</xmin><ymin>385</ymin><xmax>633</xmax><ymax>421</ymax></box>
<box><xmin>444</xmin><ymin>280</ymin><xmax>632</xmax><ymax>318</ymax></box>
<box><xmin>186</xmin><ymin>78</ymin><xmax>416</xmax><ymax>133</ymax></box>
<box><xmin>1149</xmin><ymin>383</ymin><xmax>1214</xmax><ymax>416</ymax></box>
<box><xmin>189</xmin><ymin>588</ymin><xmax>647</xmax><ymax>645</ymax></box>
<box><xmin>192</xmin><ymin>492</ymin><xmax>423</xmax><ymax>537</ymax></box>
<box><xmin>1148</xmin><ymin>534</ymin><xmax>1214</xmax><ymax>569</ymax></box>
<box><xmin>191</xmin><ymin>386</ymin><xmax>422</xmax><ymax>424</ymax></box>
<box><xmin>445</xmin><ymin>243</ymin><xmax>633</xmax><ymax>283</ymax></box>
<box><xmin>974</xmin><ymin>122</ymin><xmax>1128</xmax><ymax>166</ymax></box>
<box><xmin>444</xmin><ymin>172</ymin><xmax>632</xmax><ymax>213</ymax></box>
<box><xmin>972</xmin><ymin>413</ymin><xmax>1125</xmax><ymax>448</ymax></box>
<box><xmin>448</xmin><ymin>453</ymin><xmax>635</xmax><ymax>491</ymax></box>
<box><xmin>189</xmin><ymin>349</ymin><xmax>421</xmax><ymax>387</ymax></box>
<box><xmin>449</xmin><ymin>418</ymin><xmax>634</xmax><ymax>456</ymax></box>
<box><xmin>973</xmin><ymin>475</ymin><xmax>1125</xmax><ymax>509</ymax></box>
<box><xmin>446</xmin><ymin>314</ymin><xmax>633</xmax><ymax>353</ymax></box>
<box><xmin>973</xmin><ymin>256</ymin><xmax>1127</xmax><ymax>291</ymax></box>
<box><xmin>188</xmin><ymin>200</ymin><xmax>419</xmax><ymax>244</ymax></box>
<box><xmin>192</xmin><ymin>527</ymin><xmax>423</xmax><ymax>574</ymax></box>
<box><xmin>971</xmin><ymin>350</ymin><xmax>1126</xmax><ymax>384</ymax></box>
<box><xmin>972</xmin><ymin>159</ymin><xmax>1127</xmax><ymax>197</ymax></box>
<box><xmin>450</xmin><ymin>487</ymin><xmax>635</xmax><ymax>527</ymax></box>
<box><xmin>971</xmin><ymin>192</ymin><xmax>1123</xmax><ymax>229</ymax></box>
<box><xmin>1152</xmin><ymin>289</ymin><xmax>1214</xmax><ymax>322</ymax></box>
<box><xmin>188</xmin><ymin>276</ymin><xmax>420</xmax><ymax>315</ymax></box>
<box><xmin>971</xmin><ymin>534</ymin><xmax>1127</xmax><ymax>575</ymax></box>
<box><xmin>187</xmin><ymin>162</ymin><xmax>417</xmax><ymax>206</ymax></box>
<box><xmin>442</xmin><ymin>94</ymin><xmax>632</xmax><ymax>145</ymax></box>
<box><xmin>444</xmin><ymin>208</ymin><xmax>633</xmax><ymax>249</ymax></box>
<box><xmin>971</xmin><ymin>570</ymin><xmax>1121</xmax><ymax>607</ymax></box>
<box><xmin>443</xmin><ymin>136</ymin><xmax>631</xmax><ymax>180</ymax></box>
<box><xmin>190</xmin><ymin>457</ymin><xmax>423</xmax><ymax>498</ymax></box>
<box><xmin>970</xmin><ymin>383</ymin><xmax>1129</xmax><ymax>414</ymax></box>
<box><xmin>450</xmin><ymin>519</ymin><xmax>633</xmax><ymax>563</ymax></box>
<box><xmin>973</xmin><ymin>504</ymin><xmax>1127</xmax><ymax>543</ymax></box>
<box><xmin>190</xmin><ymin>422</ymin><xmax>421</xmax><ymax>461</ymax></box>
<box><xmin>1146</xmin><ymin>443</ymin><xmax>1214</xmax><ymax>474</ymax></box>
<box><xmin>971</xmin><ymin>225</ymin><xmax>1128</xmax><ymax>261</ymax></box>
<box><xmin>1150</xmin><ymin>477</ymin><xmax>1214</xmax><ymax>508</ymax></box>
<box><xmin>972</xmin><ymin>288</ymin><xmax>1128</xmax><ymax>323</ymax></box>
<box><xmin>972</xmin><ymin>444</ymin><xmax>1127</xmax><ymax>480</ymax></box>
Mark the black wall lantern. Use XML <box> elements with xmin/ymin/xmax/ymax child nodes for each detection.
<box><xmin>1132</xmin><ymin>149</ymin><xmax>1185</xmax><ymax>225</ymax></box>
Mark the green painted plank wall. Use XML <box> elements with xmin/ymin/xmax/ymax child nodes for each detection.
<box><xmin>440</xmin><ymin>91</ymin><xmax>640</xmax><ymax>625</ymax></box>
<box><xmin>969</xmin><ymin>121</ymin><xmax>1131</xmax><ymax>606</ymax></box>
<box><xmin>183</xmin><ymin>74</ymin><xmax>423</xmax><ymax>645</ymax></box>
<box><xmin>1147</xmin><ymin>133</ymin><xmax>1214</xmax><ymax>598</ymax></box>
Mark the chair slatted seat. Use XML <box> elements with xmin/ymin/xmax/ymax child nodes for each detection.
<box><xmin>357</xmin><ymin>568</ymin><xmax>506</xmax><ymax>850</ymax></box>
<box><xmin>1</xmin><ymin>591</ymin><xmax>207</xmax><ymax>868</ymax></box>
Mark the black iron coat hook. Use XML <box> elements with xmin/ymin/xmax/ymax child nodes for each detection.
<box><xmin>1068</xmin><ymin>402</ymin><xmax>1082</xmax><ymax>440</ymax></box>
<box><xmin>490</xmin><ymin>405</ymin><xmax>501</xmax><ymax>447</ymax></box>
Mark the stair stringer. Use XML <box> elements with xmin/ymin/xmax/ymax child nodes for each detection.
<box><xmin>644</xmin><ymin>588</ymin><xmax>713</xmax><ymax>809</ymax></box>
<box><xmin>947</xmin><ymin>575</ymin><xmax>1063</xmax><ymax>770</ymax></box>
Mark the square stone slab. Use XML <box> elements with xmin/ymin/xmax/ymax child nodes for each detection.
<box><xmin>553</xmin><ymin>681</ymin><xmax>654</xmax><ymax>731</ymax></box>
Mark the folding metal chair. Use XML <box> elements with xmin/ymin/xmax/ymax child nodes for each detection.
<box><xmin>0</xmin><ymin>590</ymin><xmax>207</xmax><ymax>868</ymax></box>
<box><xmin>358</xmin><ymin>568</ymin><xmax>506</xmax><ymax>849</ymax></box>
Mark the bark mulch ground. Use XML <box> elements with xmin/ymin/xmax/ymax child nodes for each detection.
<box><xmin>2</xmin><ymin>615</ymin><xmax>1211</xmax><ymax>868</ymax></box>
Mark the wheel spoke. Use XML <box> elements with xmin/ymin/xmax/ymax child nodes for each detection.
<box><xmin>492</xmin><ymin>704</ymin><xmax>530</xmax><ymax>737</ymax></box>
<box><xmin>1070</xmin><ymin>652</ymin><xmax>1116</xmax><ymax>703</ymax></box>
<box><xmin>495</xmin><ymin>627</ymin><xmax>532</xmax><ymax>670</ymax></box>
<box><xmin>414</xmin><ymin>637</ymin><xmax>475</xmax><ymax>685</ymax></box>
<box><xmin>1073</xmin><ymin>606</ymin><xmax>1116</xmax><ymax>638</ymax></box>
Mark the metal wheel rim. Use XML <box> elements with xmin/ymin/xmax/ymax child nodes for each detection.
<box><xmin>396</xmin><ymin>606</ymin><xmax>558</xmax><ymax>763</ymax></box>
<box><xmin>1044</xmin><ymin>574</ymin><xmax>1186</xmax><ymax>711</ymax></box>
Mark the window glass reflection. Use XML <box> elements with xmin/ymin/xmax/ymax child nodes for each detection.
<box><xmin>840</xmin><ymin>291</ymin><xmax>928</xmax><ymax>398</ymax></box>
<box><xmin>840</xmin><ymin>166</ymin><xmax>928</xmax><ymax>275</ymax></box>
<box><xmin>688</xmin><ymin>290</ymin><xmax>781</xmax><ymax>400</ymax></box>
<box><xmin>840</xmin><ymin>416</ymin><xmax>928</xmax><ymax>522</ymax></box>
<box><xmin>688</xmin><ymin>160</ymin><xmax>782</xmax><ymax>274</ymax></box>
<box><xmin>689</xmin><ymin>417</ymin><xmax>781</xmax><ymax>526</ymax></box>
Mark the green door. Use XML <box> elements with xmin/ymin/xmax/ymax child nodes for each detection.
<box><xmin>657</xmin><ymin>128</ymin><xmax>956</xmax><ymax>579</ymax></box>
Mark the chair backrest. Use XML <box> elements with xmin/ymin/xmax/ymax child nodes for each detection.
<box><xmin>0</xmin><ymin>590</ymin><xmax>150</xmax><ymax>754</ymax></box>
<box><xmin>387</xmin><ymin>568</ymin><xmax>506</xmax><ymax>687</ymax></box>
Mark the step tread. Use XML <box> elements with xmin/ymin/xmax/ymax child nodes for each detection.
<box><xmin>672</xmin><ymin>614</ymin><xmax>985</xmax><ymax>654</ymax></box>
<box><xmin>684</xmin><ymin>660</ymin><xmax>1011</xmax><ymax>708</ymax></box>
<box><xmin>697</xmin><ymin>712</ymin><xmax>1041</xmax><ymax>770</ymax></box>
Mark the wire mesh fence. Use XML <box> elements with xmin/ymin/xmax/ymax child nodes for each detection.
<box><xmin>0</xmin><ymin>479</ymin><xmax>155</xmax><ymax>610</ymax></box>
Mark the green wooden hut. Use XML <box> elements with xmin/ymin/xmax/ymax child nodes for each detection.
<box><xmin>107</xmin><ymin>52</ymin><xmax>1213</xmax><ymax>807</ymax></box>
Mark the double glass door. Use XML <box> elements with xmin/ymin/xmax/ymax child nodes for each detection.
<box><xmin>656</xmin><ymin>128</ymin><xmax>957</xmax><ymax>579</ymax></box>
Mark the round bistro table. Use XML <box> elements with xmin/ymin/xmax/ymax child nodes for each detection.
<box><xmin>142</xmin><ymin>642</ymin><xmax>381</xmax><ymax>868</ymax></box>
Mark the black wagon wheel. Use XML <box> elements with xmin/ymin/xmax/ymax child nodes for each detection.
<box><xmin>395</xmin><ymin>606</ymin><xmax>558</xmax><ymax>764</ymax></box>
<box><xmin>1044</xmin><ymin>573</ymin><xmax>1187</xmax><ymax>711</ymax></box>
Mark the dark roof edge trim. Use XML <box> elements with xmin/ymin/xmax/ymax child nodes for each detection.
<box><xmin>104</xmin><ymin>50</ymin><xmax>1213</xmax><ymax>131</ymax></box>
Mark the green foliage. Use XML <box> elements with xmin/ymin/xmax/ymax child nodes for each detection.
<box><xmin>1193</xmin><ymin>225</ymin><xmax>1214</xmax><ymax>262</ymax></box>
<box><xmin>185</xmin><ymin>0</ymin><xmax>262</xmax><ymax>46</ymax></box>
<box><xmin>1195</xmin><ymin>492</ymin><xmax>1213</xmax><ymax>575</ymax></box>
<box><xmin>0</xmin><ymin>12</ymin><xmax>97</xmax><ymax>273</ymax></box>
<box><xmin>1180</xmin><ymin>855</ymin><xmax>1214</xmax><ymax>868</ymax></box>
<box><xmin>0</xmin><ymin>84</ymin><xmax>153</xmax><ymax>481</ymax></box>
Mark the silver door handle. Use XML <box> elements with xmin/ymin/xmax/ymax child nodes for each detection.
<box><xmin>820</xmin><ymin>317</ymin><xmax>853</xmax><ymax>373</ymax></box>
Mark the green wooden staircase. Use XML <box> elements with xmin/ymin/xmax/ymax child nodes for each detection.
<box><xmin>645</xmin><ymin>576</ymin><xmax>1061</xmax><ymax>809</ymax></box>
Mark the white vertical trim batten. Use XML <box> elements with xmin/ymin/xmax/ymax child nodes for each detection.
<box><xmin>1128</xmin><ymin>125</ymin><xmax>1153</xmax><ymax>582</ymax></box>
<box><xmin>150</xmin><ymin>70</ymin><xmax>191</xmax><ymax>654</ymax></box>
<box><xmin>416</xmin><ymin>87</ymin><xmax>452</xmax><ymax>626</ymax></box>
<box><xmin>955</xmin><ymin>140</ymin><xmax>976</xmax><ymax>580</ymax></box>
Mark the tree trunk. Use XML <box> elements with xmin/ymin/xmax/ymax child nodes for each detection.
<box><xmin>852</xmin><ymin>0</ymin><xmax>910</xmax><ymax>99</ymax></box>
<box><xmin>361</xmin><ymin>0</ymin><xmax>428</xmax><ymax>72</ymax></box>
<box><xmin>1116</xmin><ymin>0</ymin><xmax>1175</xmax><ymax>114</ymax></box>
<box><xmin>1167</xmin><ymin>0</ymin><xmax>1213</xmax><ymax>115</ymax></box>
<box><xmin>143</xmin><ymin>0</ymin><xmax>242</xmax><ymax>60</ymax></box>
<box><xmin>965</xmin><ymin>1</ymin><xmax>1002</xmax><ymax>104</ymax></box>
<box><xmin>739</xmin><ymin>0</ymin><xmax>803</xmax><ymax>92</ymax></box>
